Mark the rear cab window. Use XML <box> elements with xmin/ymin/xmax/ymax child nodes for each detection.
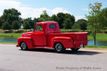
<box><xmin>49</xmin><ymin>24</ymin><xmax>56</xmax><ymax>29</ymax></box>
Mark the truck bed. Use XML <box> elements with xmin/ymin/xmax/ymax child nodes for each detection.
<box><xmin>48</xmin><ymin>32</ymin><xmax>88</xmax><ymax>48</ymax></box>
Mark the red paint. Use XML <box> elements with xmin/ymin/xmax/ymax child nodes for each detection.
<box><xmin>17</xmin><ymin>21</ymin><xmax>88</xmax><ymax>50</ymax></box>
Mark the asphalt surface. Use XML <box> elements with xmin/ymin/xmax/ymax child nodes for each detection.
<box><xmin>0</xmin><ymin>44</ymin><xmax>107</xmax><ymax>71</ymax></box>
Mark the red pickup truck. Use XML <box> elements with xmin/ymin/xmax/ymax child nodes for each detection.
<box><xmin>17</xmin><ymin>21</ymin><xmax>87</xmax><ymax>52</ymax></box>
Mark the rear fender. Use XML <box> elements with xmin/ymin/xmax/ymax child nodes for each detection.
<box><xmin>51</xmin><ymin>37</ymin><xmax>74</xmax><ymax>48</ymax></box>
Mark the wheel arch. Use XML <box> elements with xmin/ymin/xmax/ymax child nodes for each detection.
<box><xmin>51</xmin><ymin>36</ymin><xmax>72</xmax><ymax>48</ymax></box>
<box><xmin>19</xmin><ymin>41</ymin><xmax>26</xmax><ymax>46</ymax></box>
<box><xmin>18</xmin><ymin>37</ymin><xmax>33</xmax><ymax>49</ymax></box>
<box><xmin>53</xmin><ymin>42</ymin><xmax>64</xmax><ymax>48</ymax></box>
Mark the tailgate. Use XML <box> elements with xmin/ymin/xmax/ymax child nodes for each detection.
<box><xmin>74</xmin><ymin>32</ymin><xmax>88</xmax><ymax>46</ymax></box>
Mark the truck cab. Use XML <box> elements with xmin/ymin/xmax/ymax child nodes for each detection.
<box><xmin>17</xmin><ymin>21</ymin><xmax>87</xmax><ymax>52</ymax></box>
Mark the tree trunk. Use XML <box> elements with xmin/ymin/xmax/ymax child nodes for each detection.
<box><xmin>93</xmin><ymin>31</ymin><xmax>96</xmax><ymax>46</ymax></box>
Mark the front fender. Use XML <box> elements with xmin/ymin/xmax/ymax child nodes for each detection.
<box><xmin>51</xmin><ymin>37</ymin><xmax>74</xmax><ymax>48</ymax></box>
<box><xmin>17</xmin><ymin>37</ymin><xmax>33</xmax><ymax>49</ymax></box>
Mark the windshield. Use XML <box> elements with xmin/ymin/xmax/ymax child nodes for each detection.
<box><xmin>35</xmin><ymin>25</ymin><xmax>43</xmax><ymax>31</ymax></box>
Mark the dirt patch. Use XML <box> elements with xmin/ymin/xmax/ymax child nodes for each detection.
<box><xmin>81</xmin><ymin>48</ymin><xmax>107</xmax><ymax>52</ymax></box>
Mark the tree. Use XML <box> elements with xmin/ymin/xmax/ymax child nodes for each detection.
<box><xmin>86</xmin><ymin>2</ymin><xmax>102</xmax><ymax>45</ymax></box>
<box><xmin>63</xmin><ymin>13</ymin><xmax>75</xmax><ymax>29</ymax></box>
<box><xmin>99</xmin><ymin>8</ymin><xmax>107</xmax><ymax>28</ymax></box>
<box><xmin>38</xmin><ymin>10</ymin><xmax>51</xmax><ymax>21</ymax></box>
<box><xmin>2</xmin><ymin>22</ymin><xmax>11</xmax><ymax>30</ymax></box>
<box><xmin>12</xmin><ymin>21</ymin><xmax>20</xmax><ymax>30</ymax></box>
<box><xmin>1</xmin><ymin>8</ymin><xmax>21</xmax><ymax>30</ymax></box>
<box><xmin>72</xmin><ymin>22</ymin><xmax>80</xmax><ymax>30</ymax></box>
<box><xmin>76</xmin><ymin>19</ymin><xmax>87</xmax><ymax>31</ymax></box>
<box><xmin>0</xmin><ymin>17</ymin><xmax>3</xmax><ymax>28</ymax></box>
<box><xmin>23</xmin><ymin>18</ymin><xmax>34</xmax><ymax>29</ymax></box>
<box><xmin>56</xmin><ymin>13</ymin><xmax>65</xmax><ymax>28</ymax></box>
<box><xmin>52</xmin><ymin>13</ymin><xmax>75</xmax><ymax>29</ymax></box>
<box><xmin>51</xmin><ymin>15</ymin><xmax>58</xmax><ymax>22</ymax></box>
<box><xmin>63</xmin><ymin>18</ymin><xmax>73</xmax><ymax>29</ymax></box>
<box><xmin>33</xmin><ymin>18</ymin><xmax>38</xmax><ymax>23</ymax></box>
<box><xmin>23</xmin><ymin>20</ymin><xmax>30</xmax><ymax>29</ymax></box>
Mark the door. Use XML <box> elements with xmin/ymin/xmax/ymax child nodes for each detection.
<box><xmin>33</xmin><ymin>25</ymin><xmax>46</xmax><ymax>46</ymax></box>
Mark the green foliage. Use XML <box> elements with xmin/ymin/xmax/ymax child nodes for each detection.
<box><xmin>98</xmin><ymin>8</ymin><xmax>107</xmax><ymax>28</ymax></box>
<box><xmin>2</xmin><ymin>22</ymin><xmax>11</xmax><ymax>30</ymax></box>
<box><xmin>51</xmin><ymin>13</ymin><xmax>75</xmax><ymax>29</ymax></box>
<box><xmin>12</xmin><ymin>21</ymin><xmax>20</xmax><ymax>30</ymax></box>
<box><xmin>63</xmin><ymin>18</ymin><xmax>73</xmax><ymax>29</ymax></box>
<box><xmin>33</xmin><ymin>18</ymin><xmax>38</xmax><ymax>24</ymax></box>
<box><xmin>0</xmin><ymin>17</ymin><xmax>3</xmax><ymax>28</ymax></box>
<box><xmin>38</xmin><ymin>10</ymin><xmax>51</xmax><ymax>21</ymax></box>
<box><xmin>51</xmin><ymin>15</ymin><xmax>58</xmax><ymax>21</ymax></box>
<box><xmin>23</xmin><ymin>19</ymin><xmax>31</xmax><ymax>29</ymax></box>
<box><xmin>72</xmin><ymin>19</ymin><xmax>87</xmax><ymax>31</ymax></box>
<box><xmin>56</xmin><ymin>13</ymin><xmax>65</xmax><ymax>28</ymax></box>
<box><xmin>72</xmin><ymin>22</ymin><xmax>80</xmax><ymax>30</ymax></box>
<box><xmin>77</xmin><ymin>19</ymin><xmax>87</xmax><ymax>31</ymax></box>
<box><xmin>0</xmin><ymin>9</ymin><xmax>75</xmax><ymax>30</ymax></box>
<box><xmin>23</xmin><ymin>18</ymin><xmax>35</xmax><ymax>29</ymax></box>
<box><xmin>86</xmin><ymin>2</ymin><xmax>102</xmax><ymax>45</ymax></box>
<box><xmin>63</xmin><ymin>13</ymin><xmax>75</xmax><ymax>29</ymax></box>
<box><xmin>1</xmin><ymin>8</ymin><xmax>21</xmax><ymax>30</ymax></box>
<box><xmin>1</xmin><ymin>7</ymin><xmax>107</xmax><ymax>32</ymax></box>
<box><xmin>87</xmin><ymin>2</ymin><xmax>102</xmax><ymax>32</ymax></box>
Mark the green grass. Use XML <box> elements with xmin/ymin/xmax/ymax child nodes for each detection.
<box><xmin>96</xmin><ymin>33</ymin><xmax>107</xmax><ymax>41</ymax></box>
<box><xmin>0</xmin><ymin>42</ymin><xmax>16</xmax><ymax>44</ymax></box>
<box><xmin>0</xmin><ymin>33</ymin><xmax>22</xmax><ymax>38</ymax></box>
<box><xmin>88</xmin><ymin>33</ymin><xmax>107</xmax><ymax>41</ymax></box>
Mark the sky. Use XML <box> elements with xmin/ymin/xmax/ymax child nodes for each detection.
<box><xmin>0</xmin><ymin>0</ymin><xmax>107</xmax><ymax>20</ymax></box>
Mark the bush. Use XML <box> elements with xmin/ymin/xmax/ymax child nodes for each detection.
<box><xmin>3</xmin><ymin>30</ymin><xmax>13</xmax><ymax>33</ymax></box>
<box><xmin>14</xmin><ymin>29</ymin><xmax>24</xmax><ymax>33</ymax></box>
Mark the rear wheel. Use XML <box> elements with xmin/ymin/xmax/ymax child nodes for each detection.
<box><xmin>54</xmin><ymin>43</ymin><xmax>65</xmax><ymax>53</ymax></box>
<box><xmin>71</xmin><ymin>48</ymin><xmax>79</xmax><ymax>52</ymax></box>
<box><xmin>20</xmin><ymin>42</ymin><xmax>28</xmax><ymax>50</ymax></box>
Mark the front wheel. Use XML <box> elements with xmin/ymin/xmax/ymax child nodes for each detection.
<box><xmin>54</xmin><ymin>43</ymin><xmax>65</xmax><ymax>53</ymax></box>
<box><xmin>20</xmin><ymin>42</ymin><xmax>28</xmax><ymax>50</ymax></box>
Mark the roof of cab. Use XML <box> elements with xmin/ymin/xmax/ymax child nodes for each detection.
<box><xmin>37</xmin><ymin>21</ymin><xmax>57</xmax><ymax>25</ymax></box>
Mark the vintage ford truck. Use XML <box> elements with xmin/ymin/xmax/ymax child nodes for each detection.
<box><xmin>17</xmin><ymin>21</ymin><xmax>87</xmax><ymax>52</ymax></box>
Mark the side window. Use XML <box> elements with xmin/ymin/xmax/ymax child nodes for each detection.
<box><xmin>49</xmin><ymin>24</ymin><xmax>56</xmax><ymax>29</ymax></box>
<box><xmin>36</xmin><ymin>25</ymin><xmax>42</xmax><ymax>31</ymax></box>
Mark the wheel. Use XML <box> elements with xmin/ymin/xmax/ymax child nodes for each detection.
<box><xmin>20</xmin><ymin>42</ymin><xmax>28</xmax><ymax>50</ymax></box>
<box><xmin>54</xmin><ymin>43</ymin><xmax>65</xmax><ymax>53</ymax></box>
<box><xmin>71</xmin><ymin>48</ymin><xmax>79</xmax><ymax>52</ymax></box>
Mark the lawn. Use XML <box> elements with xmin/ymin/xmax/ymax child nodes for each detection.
<box><xmin>0</xmin><ymin>33</ymin><xmax>22</xmax><ymax>38</ymax></box>
<box><xmin>88</xmin><ymin>33</ymin><xmax>107</xmax><ymax>41</ymax></box>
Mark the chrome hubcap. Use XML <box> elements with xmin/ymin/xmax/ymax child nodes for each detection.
<box><xmin>55</xmin><ymin>43</ymin><xmax>62</xmax><ymax>52</ymax></box>
<box><xmin>21</xmin><ymin>42</ymin><xmax>26</xmax><ymax>50</ymax></box>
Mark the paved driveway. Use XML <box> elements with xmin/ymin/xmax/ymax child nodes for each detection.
<box><xmin>0</xmin><ymin>44</ymin><xmax>107</xmax><ymax>71</ymax></box>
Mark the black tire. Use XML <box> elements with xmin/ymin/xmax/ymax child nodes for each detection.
<box><xmin>54</xmin><ymin>43</ymin><xmax>65</xmax><ymax>53</ymax></box>
<box><xmin>71</xmin><ymin>48</ymin><xmax>79</xmax><ymax>52</ymax></box>
<box><xmin>20</xmin><ymin>42</ymin><xmax>28</xmax><ymax>50</ymax></box>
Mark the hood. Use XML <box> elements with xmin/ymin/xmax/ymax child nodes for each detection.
<box><xmin>22</xmin><ymin>32</ymin><xmax>33</xmax><ymax>37</ymax></box>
